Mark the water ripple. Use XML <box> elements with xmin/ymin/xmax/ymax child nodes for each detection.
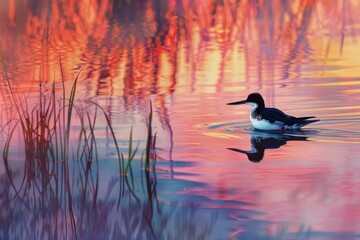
<box><xmin>204</xmin><ymin>118</ymin><xmax>360</xmax><ymax>144</ymax></box>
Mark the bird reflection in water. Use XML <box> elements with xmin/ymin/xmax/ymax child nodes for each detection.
<box><xmin>228</xmin><ymin>131</ymin><xmax>308</xmax><ymax>163</ymax></box>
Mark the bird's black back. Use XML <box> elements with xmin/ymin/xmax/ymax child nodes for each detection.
<box><xmin>254</xmin><ymin>107</ymin><xmax>317</xmax><ymax>125</ymax></box>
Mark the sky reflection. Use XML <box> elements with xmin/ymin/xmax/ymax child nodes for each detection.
<box><xmin>1</xmin><ymin>0</ymin><xmax>360</xmax><ymax>239</ymax></box>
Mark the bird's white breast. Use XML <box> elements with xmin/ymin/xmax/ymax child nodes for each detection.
<box><xmin>249</xmin><ymin>110</ymin><xmax>283</xmax><ymax>130</ymax></box>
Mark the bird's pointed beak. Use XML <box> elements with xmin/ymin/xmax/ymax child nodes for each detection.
<box><xmin>227</xmin><ymin>148</ymin><xmax>248</xmax><ymax>154</ymax></box>
<box><xmin>227</xmin><ymin>100</ymin><xmax>247</xmax><ymax>105</ymax></box>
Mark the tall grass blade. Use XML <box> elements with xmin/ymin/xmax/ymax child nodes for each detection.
<box><xmin>2</xmin><ymin>122</ymin><xmax>19</xmax><ymax>192</ymax></box>
<box><xmin>124</xmin><ymin>127</ymin><xmax>139</xmax><ymax>175</ymax></box>
<box><xmin>145</xmin><ymin>101</ymin><xmax>153</xmax><ymax>171</ymax></box>
<box><xmin>89</xmin><ymin>101</ymin><xmax>123</xmax><ymax>173</ymax></box>
<box><xmin>65</xmin><ymin>65</ymin><xmax>85</xmax><ymax>161</ymax></box>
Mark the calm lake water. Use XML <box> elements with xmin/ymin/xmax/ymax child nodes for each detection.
<box><xmin>1</xmin><ymin>1</ymin><xmax>360</xmax><ymax>239</ymax></box>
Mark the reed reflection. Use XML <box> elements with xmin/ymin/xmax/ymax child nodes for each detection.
<box><xmin>0</xmin><ymin>122</ymin><xmax>214</xmax><ymax>239</ymax></box>
<box><xmin>1</xmin><ymin>0</ymin><xmax>358</xmax><ymax>98</ymax></box>
<box><xmin>228</xmin><ymin>131</ymin><xmax>308</xmax><ymax>163</ymax></box>
<box><xmin>0</xmin><ymin>159</ymin><xmax>216</xmax><ymax>239</ymax></box>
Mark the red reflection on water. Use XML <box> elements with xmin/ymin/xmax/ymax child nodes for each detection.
<box><xmin>1</xmin><ymin>0</ymin><xmax>360</xmax><ymax>95</ymax></box>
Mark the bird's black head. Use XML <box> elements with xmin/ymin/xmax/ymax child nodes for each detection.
<box><xmin>227</xmin><ymin>92</ymin><xmax>265</xmax><ymax>109</ymax></box>
<box><xmin>246</xmin><ymin>93</ymin><xmax>265</xmax><ymax>107</ymax></box>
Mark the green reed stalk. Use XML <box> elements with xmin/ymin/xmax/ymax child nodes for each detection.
<box><xmin>2</xmin><ymin>122</ymin><xmax>19</xmax><ymax>192</ymax></box>
<box><xmin>89</xmin><ymin>101</ymin><xmax>123</xmax><ymax>173</ymax></box>
<box><xmin>124</xmin><ymin>127</ymin><xmax>139</xmax><ymax>175</ymax></box>
<box><xmin>65</xmin><ymin>66</ymin><xmax>84</xmax><ymax>161</ymax></box>
<box><xmin>145</xmin><ymin>101</ymin><xmax>153</xmax><ymax>171</ymax></box>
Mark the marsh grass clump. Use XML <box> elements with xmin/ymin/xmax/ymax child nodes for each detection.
<box><xmin>2</xmin><ymin>65</ymin><xmax>102</xmax><ymax>189</ymax></box>
<box><xmin>2</xmin><ymin>58</ymin><xmax>156</xmax><ymax>172</ymax></box>
<box><xmin>1</xmin><ymin>59</ymin><xmax>159</xmax><ymax>238</ymax></box>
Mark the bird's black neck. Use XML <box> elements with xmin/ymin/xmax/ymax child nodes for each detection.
<box><xmin>251</xmin><ymin>105</ymin><xmax>265</xmax><ymax>119</ymax></box>
<box><xmin>257</xmin><ymin>100</ymin><xmax>265</xmax><ymax>110</ymax></box>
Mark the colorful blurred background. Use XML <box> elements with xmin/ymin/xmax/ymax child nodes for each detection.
<box><xmin>1</xmin><ymin>0</ymin><xmax>360</xmax><ymax>239</ymax></box>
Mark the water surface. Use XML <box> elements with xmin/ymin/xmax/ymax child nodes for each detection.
<box><xmin>1</xmin><ymin>1</ymin><xmax>360</xmax><ymax>239</ymax></box>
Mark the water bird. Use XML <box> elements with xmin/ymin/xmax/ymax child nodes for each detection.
<box><xmin>228</xmin><ymin>131</ymin><xmax>308</xmax><ymax>163</ymax></box>
<box><xmin>227</xmin><ymin>93</ymin><xmax>319</xmax><ymax>131</ymax></box>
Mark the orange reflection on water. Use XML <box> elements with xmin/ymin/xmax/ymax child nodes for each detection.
<box><xmin>1</xmin><ymin>0</ymin><xmax>360</xmax><ymax>95</ymax></box>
